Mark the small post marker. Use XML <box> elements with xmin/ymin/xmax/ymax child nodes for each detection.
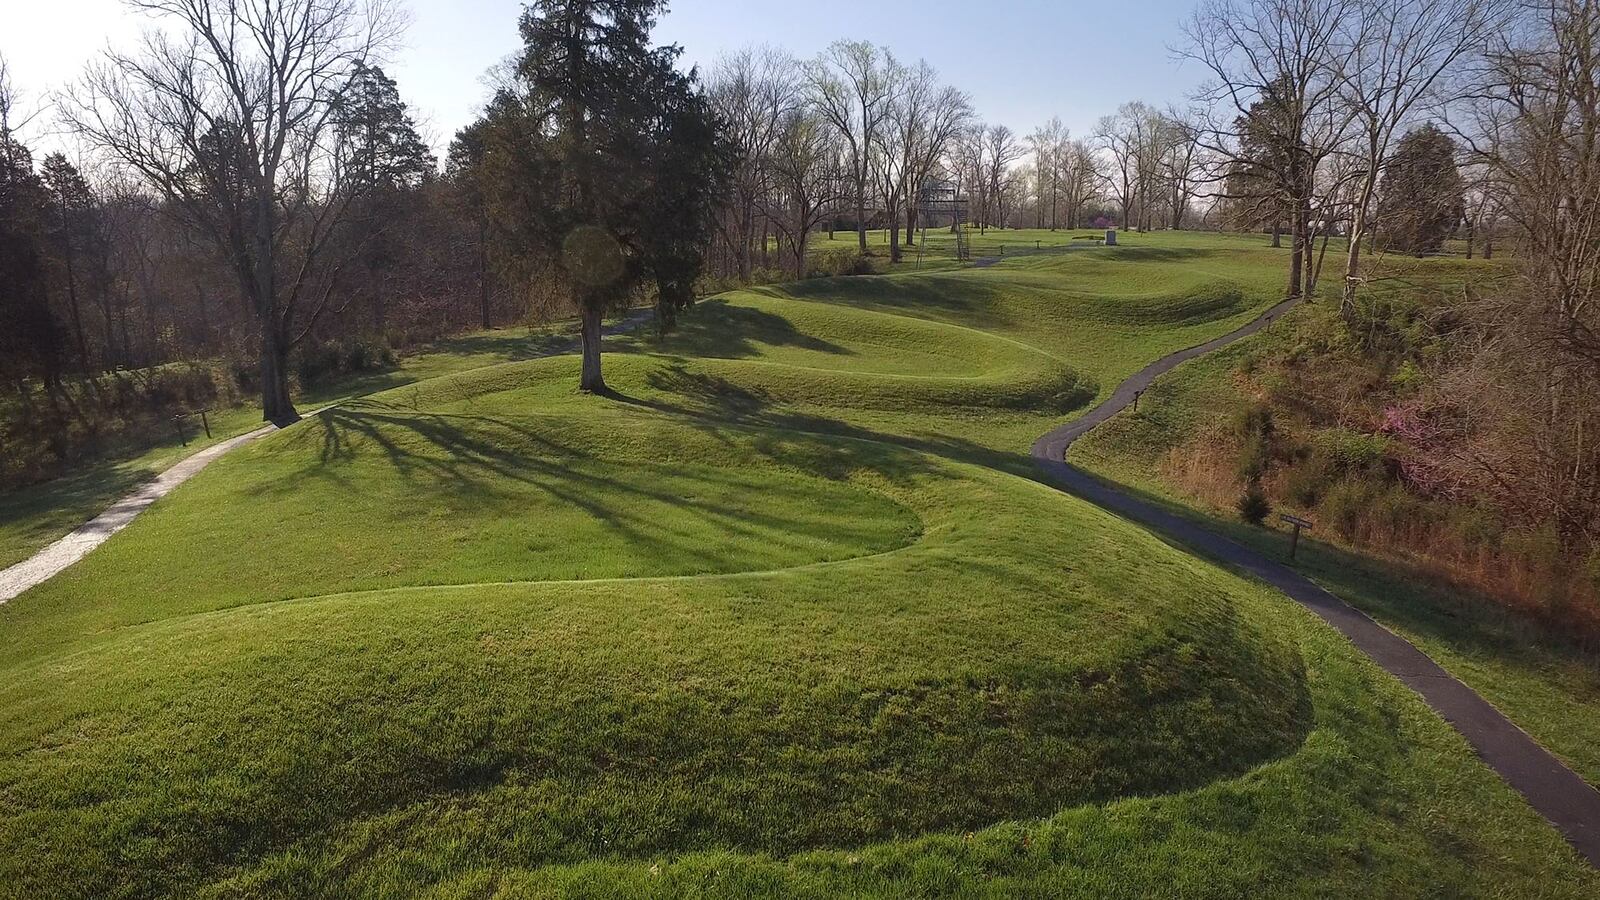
<box><xmin>1132</xmin><ymin>389</ymin><xmax>1143</xmax><ymax>412</ymax></box>
<box><xmin>1279</xmin><ymin>513</ymin><xmax>1313</xmax><ymax>560</ymax></box>
<box><xmin>199</xmin><ymin>408</ymin><xmax>212</xmax><ymax>439</ymax></box>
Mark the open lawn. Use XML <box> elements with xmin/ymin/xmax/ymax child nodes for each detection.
<box><xmin>0</xmin><ymin>232</ymin><xmax>1594</xmax><ymax>896</ymax></box>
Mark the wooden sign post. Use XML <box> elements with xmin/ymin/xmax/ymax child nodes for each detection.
<box><xmin>1279</xmin><ymin>513</ymin><xmax>1313</xmax><ymax>560</ymax></box>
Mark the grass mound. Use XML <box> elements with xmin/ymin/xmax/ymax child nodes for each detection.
<box><xmin>0</xmin><ymin>231</ymin><xmax>1594</xmax><ymax>897</ymax></box>
<box><xmin>0</xmin><ymin>447</ymin><xmax>1312</xmax><ymax>894</ymax></box>
<box><xmin>0</xmin><ymin>389</ymin><xmax>1313</xmax><ymax>893</ymax></box>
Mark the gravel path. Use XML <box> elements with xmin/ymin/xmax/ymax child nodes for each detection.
<box><xmin>0</xmin><ymin>425</ymin><xmax>280</xmax><ymax>602</ymax></box>
<box><xmin>0</xmin><ymin>308</ymin><xmax>657</xmax><ymax>604</ymax></box>
<box><xmin>1028</xmin><ymin>293</ymin><xmax>1600</xmax><ymax>866</ymax></box>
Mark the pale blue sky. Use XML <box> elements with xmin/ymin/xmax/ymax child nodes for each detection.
<box><xmin>5</xmin><ymin>0</ymin><xmax>1209</xmax><ymax>154</ymax></box>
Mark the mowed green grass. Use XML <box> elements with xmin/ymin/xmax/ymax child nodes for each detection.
<box><xmin>0</xmin><ymin>232</ymin><xmax>1593</xmax><ymax>897</ymax></box>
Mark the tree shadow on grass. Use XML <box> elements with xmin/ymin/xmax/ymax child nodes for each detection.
<box><xmin>289</xmin><ymin>400</ymin><xmax>925</xmax><ymax>573</ymax></box>
<box><xmin>617</xmin><ymin>298</ymin><xmax>849</xmax><ymax>360</ymax></box>
<box><xmin>612</xmin><ymin>365</ymin><xmax>1040</xmax><ymax>482</ymax></box>
<box><xmin>418</xmin><ymin>330</ymin><xmax>576</xmax><ymax>362</ymax></box>
<box><xmin>765</xmin><ymin>274</ymin><xmax>1017</xmax><ymax>330</ymax></box>
<box><xmin>1098</xmin><ymin>247</ymin><xmax>1225</xmax><ymax>263</ymax></box>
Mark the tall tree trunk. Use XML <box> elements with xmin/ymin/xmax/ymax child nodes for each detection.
<box><xmin>119</xmin><ymin>308</ymin><xmax>134</xmax><ymax>369</ymax></box>
<box><xmin>738</xmin><ymin>204</ymin><xmax>753</xmax><ymax>282</ymax></box>
<box><xmin>578</xmin><ymin>301</ymin><xmax>606</xmax><ymax>393</ymax></box>
<box><xmin>1271</xmin><ymin>219</ymin><xmax>1282</xmax><ymax>248</ymax></box>
<box><xmin>1302</xmin><ymin>195</ymin><xmax>1315</xmax><ymax>297</ymax></box>
<box><xmin>478</xmin><ymin>214</ymin><xmax>492</xmax><ymax>329</ymax></box>
<box><xmin>795</xmin><ymin>224</ymin><xmax>810</xmax><ymax>277</ymax></box>
<box><xmin>856</xmin><ymin>186</ymin><xmax>867</xmax><ymax>253</ymax></box>
<box><xmin>103</xmin><ymin>302</ymin><xmax>118</xmax><ymax>369</ymax></box>
<box><xmin>195</xmin><ymin>280</ymin><xmax>211</xmax><ymax>337</ymax></box>
<box><xmin>251</xmin><ymin>179</ymin><xmax>295</xmax><ymax>423</ymax></box>
<box><xmin>1287</xmin><ymin>211</ymin><xmax>1304</xmax><ymax>299</ymax></box>
<box><xmin>260</xmin><ymin>323</ymin><xmax>297</xmax><ymax>425</ymax></box>
<box><xmin>1342</xmin><ymin>146</ymin><xmax>1379</xmax><ymax>318</ymax></box>
<box><xmin>1311</xmin><ymin>214</ymin><xmax>1333</xmax><ymax>294</ymax></box>
<box><xmin>61</xmin><ymin>245</ymin><xmax>90</xmax><ymax>371</ymax></box>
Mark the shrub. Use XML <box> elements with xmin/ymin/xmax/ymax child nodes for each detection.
<box><xmin>1318</xmin><ymin>477</ymin><xmax>1378</xmax><ymax>540</ymax></box>
<box><xmin>1310</xmin><ymin>427</ymin><xmax>1391</xmax><ymax>475</ymax></box>
<box><xmin>806</xmin><ymin>247</ymin><xmax>875</xmax><ymax>278</ymax></box>
<box><xmin>294</xmin><ymin>335</ymin><xmax>396</xmax><ymax>387</ymax></box>
<box><xmin>1446</xmin><ymin>503</ymin><xmax>1504</xmax><ymax>551</ymax></box>
<box><xmin>1281</xmin><ymin>460</ymin><xmax>1330</xmax><ymax>507</ymax></box>
<box><xmin>696</xmin><ymin>266</ymin><xmax>791</xmax><ymax>297</ymax></box>
<box><xmin>0</xmin><ymin>362</ymin><xmax>244</xmax><ymax>489</ymax></box>
<box><xmin>1232</xmin><ymin>402</ymin><xmax>1276</xmax><ymax>481</ymax></box>
<box><xmin>1237</xmin><ymin>482</ymin><xmax>1271</xmax><ymax>525</ymax></box>
<box><xmin>1389</xmin><ymin>359</ymin><xmax>1424</xmax><ymax>390</ymax></box>
<box><xmin>230</xmin><ymin>357</ymin><xmax>260</xmax><ymax>394</ymax></box>
<box><xmin>1368</xmin><ymin>483</ymin><xmax>1425</xmax><ymax>535</ymax></box>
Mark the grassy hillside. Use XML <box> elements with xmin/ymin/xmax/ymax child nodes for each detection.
<box><xmin>0</xmin><ymin>232</ymin><xmax>1593</xmax><ymax>896</ymax></box>
<box><xmin>0</xmin><ymin>324</ymin><xmax>590</xmax><ymax>570</ymax></box>
<box><xmin>1070</xmin><ymin>277</ymin><xmax>1600</xmax><ymax>790</ymax></box>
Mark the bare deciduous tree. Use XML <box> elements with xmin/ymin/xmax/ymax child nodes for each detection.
<box><xmin>1159</xmin><ymin>107</ymin><xmax>1206</xmax><ymax>229</ymax></box>
<box><xmin>1183</xmin><ymin>0</ymin><xmax>1354</xmax><ymax>297</ymax></box>
<box><xmin>63</xmin><ymin>0</ymin><xmax>405</xmax><ymax>423</ymax></box>
<box><xmin>808</xmin><ymin>40</ymin><xmax>895</xmax><ymax>254</ymax></box>
<box><xmin>898</xmin><ymin>66</ymin><xmax>971</xmax><ymax>245</ymax></box>
<box><xmin>1095</xmin><ymin>102</ymin><xmax>1157</xmax><ymax>231</ymax></box>
<box><xmin>709</xmin><ymin>46</ymin><xmax>797</xmax><ymax>281</ymax></box>
<box><xmin>983</xmin><ymin>124</ymin><xmax>1023</xmax><ymax>229</ymax></box>
<box><xmin>765</xmin><ymin>108</ymin><xmax>845</xmax><ymax>277</ymax></box>
<box><xmin>1333</xmin><ymin>0</ymin><xmax>1507</xmax><ymax>315</ymax></box>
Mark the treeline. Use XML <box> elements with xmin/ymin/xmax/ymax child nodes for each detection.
<box><xmin>4</xmin><ymin>0</ymin><xmax>1173</xmax><ymax>482</ymax></box>
<box><xmin>1</xmin><ymin>0</ymin><xmax>732</xmax><ymax>480</ymax></box>
<box><xmin>1176</xmin><ymin>0</ymin><xmax>1600</xmax><ymax>626</ymax></box>
<box><xmin>1</xmin><ymin>56</ymin><xmax>508</xmax><ymax>482</ymax></box>
<box><xmin>699</xmin><ymin>46</ymin><xmax>1204</xmax><ymax>281</ymax></box>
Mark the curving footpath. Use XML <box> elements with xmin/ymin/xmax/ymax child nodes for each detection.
<box><xmin>0</xmin><ymin>308</ymin><xmax>657</xmax><ymax>605</ymax></box>
<box><xmin>0</xmin><ymin>426</ymin><xmax>281</xmax><ymax>603</ymax></box>
<box><xmin>1030</xmin><ymin>293</ymin><xmax>1600</xmax><ymax>866</ymax></box>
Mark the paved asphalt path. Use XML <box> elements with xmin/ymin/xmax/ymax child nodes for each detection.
<box><xmin>0</xmin><ymin>308</ymin><xmax>656</xmax><ymax>604</ymax></box>
<box><xmin>1028</xmin><ymin>290</ymin><xmax>1600</xmax><ymax>866</ymax></box>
